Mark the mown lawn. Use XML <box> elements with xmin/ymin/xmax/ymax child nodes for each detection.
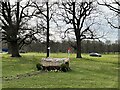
<box><xmin>1</xmin><ymin>53</ymin><xmax>119</xmax><ymax>88</ymax></box>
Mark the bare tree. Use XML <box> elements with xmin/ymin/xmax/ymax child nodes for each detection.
<box><xmin>98</xmin><ymin>0</ymin><xmax>120</xmax><ymax>29</ymax></box>
<box><xmin>30</xmin><ymin>1</ymin><xmax>57</xmax><ymax>57</ymax></box>
<box><xmin>0</xmin><ymin>0</ymin><xmax>39</xmax><ymax>57</ymax></box>
<box><xmin>57</xmin><ymin>1</ymin><xmax>103</xmax><ymax>58</ymax></box>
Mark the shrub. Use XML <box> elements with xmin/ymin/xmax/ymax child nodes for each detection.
<box><xmin>60</xmin><ymin>63</ymin><xmax>70</xmax><ymax>72</ymax></box>
<box><xmin>36</xmin><ymin>63</ymin><xmax>43</xmax><ymax>71</ymax></box>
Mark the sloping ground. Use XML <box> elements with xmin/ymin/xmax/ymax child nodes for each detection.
<box><xmin>1</xmin><ymin>53</ymin><xmax>119</xmax><ymax>88</ymax></box>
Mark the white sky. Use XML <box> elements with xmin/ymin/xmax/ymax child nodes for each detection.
<box><xmin>2</xmin><ymin>0</ymin><xmax>119</xmax><ymax>43</ymax></box>
<box><xmin>97</xmin><ymin>1</ymin><xmax>118</xmax><ymax>42</ymax></box>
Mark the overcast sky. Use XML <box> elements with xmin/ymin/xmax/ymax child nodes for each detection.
<box><xmin>97</xmin><ymin>1</ymin><xmax>118</xmax><ymax>43</ymax></box>
<box><xmin>6</xmin><ymin>0</ymin><xmax>119</xmax><ymax>43</ymax></box>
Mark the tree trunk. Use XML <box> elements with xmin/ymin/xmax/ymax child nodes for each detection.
<box><xmin>10</xmin><ymin>41</ymin><xmax>21</xmax><ymax>57</ymax></box>
<box><xmin>76</xmin><ymin>39</ymin><xmax>82</xmax><ymax>58</ymax></box>
<box><xmin>7</xmin><ymin>42</ymin><xmax>12</xmax><ymax>54</ymax></box>
<box><xmin>46</xmin><ymin>2</ymin><xmax>50</xmax><ymax>57</ymax></box>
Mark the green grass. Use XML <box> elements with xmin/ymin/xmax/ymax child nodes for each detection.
<box><xmin>1</xmin><ymin>52</ymin><xmax>119</xmax><ymax>88</ymax></box>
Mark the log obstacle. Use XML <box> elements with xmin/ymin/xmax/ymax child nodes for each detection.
<box><xmin>36</xmin><ymin>58</ymin><xmax>70</xmax><ymax>72</ymax></box>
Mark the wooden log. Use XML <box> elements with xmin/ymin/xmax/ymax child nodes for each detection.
<box><xmin>41</xmin><ymin>58</ymin><xmax>69</xmax><ymax>67</ymax></box>
<box><xmin>40</xmin><ymin>58</ymin><xmax>70</xmax><ymax>71</ymax></box>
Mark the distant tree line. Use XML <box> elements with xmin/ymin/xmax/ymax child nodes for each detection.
<box><xmin>3</xmin><ymin>40</ymin><xmax>117</xmax><ymax>54</ymax></box>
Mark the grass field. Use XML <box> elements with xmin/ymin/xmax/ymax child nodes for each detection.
<box><xmin>1</xmin><ymin>53</ymin><xmax>119</xmax><ymax>88</ymax></box>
